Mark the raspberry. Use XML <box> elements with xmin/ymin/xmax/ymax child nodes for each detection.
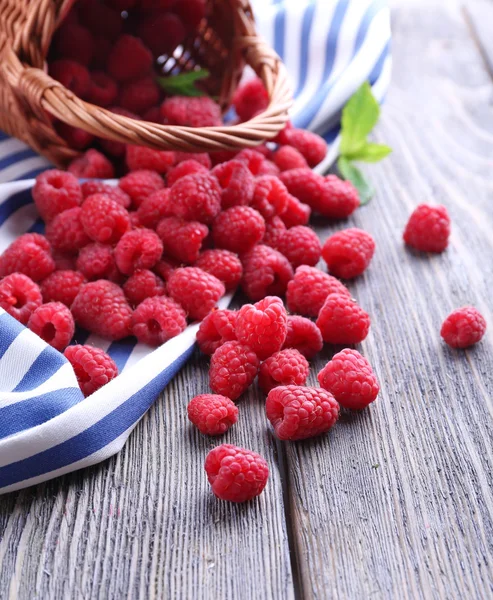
<box><xmin>440</xmin><ymin>306</ymin><xmax>487</xmax><ymax>348</ymax></box>
<box><xmin>316</xmin><ymin>293</ymin><xmax>370</xmax><ymax>345</ymax></box>
<box><xmin>187</xmin><ymin>394</ymin><xmax>238</xmax><ymax>436</ymax></box>
<box><xmin>251</xmin><ymin>176</ymin><xmax>289</xmax><ymax>219</ymax></box>
<box><xmin>40</xmin><ymin>270</ymin><xmax>86</xmax><ymax>307</ymax></box>
<box><xmin>205</xmin><ymin>444</ymin><xmax>269</xmax><ymax>503</ymax></box>
<box><xmin>167</xmin><ymin>160</ymin><xmax>208</xmax><ymax>187</ymax></box>
<box><xmin>45</xmin><ymin>207</ymin><xmax>90</xmax><ymax>254</ymax></box>
<box><xmin>232</xmin><ymin>77</ymin><xmax>269</xmax><ymax>121</ymax></box>
<box><xmin>280</xmin><ymin>128</ymin><xmax>327</xmax><ymax>167</ymax></box>
<box><xmin>142</xmin><ymin>106</ymin><xmax>162</xmax><ymax>123</ymax></box>
<box><xmin>157</xmin><ymin>217</ymin><xmax>208</xmax><ymax>264</ymax></box>
<box><xmin>64</xmin><ymin>345</ymin><xmax>118</xmax><ymax>397</ymax></box>
<box><xmin>114</xmin><ymin>228</ymin><xmax>163</xmax><ymax>275</ymax></box>
<box><xmin>279</xmin><ymin>168</ymin><xmax>324</xmax><ymax>209</ymax></box>
<box><xmin>403</xmin><ymin>204</ymin><xmax>451</xmax><ymax>253</ymax></box>
<box><xmin>139</xmin><ymin>0</ymin><xmax>177</xmax><ymax>10</ymax></box>
<box><xmin>210</xmin><ymin>150</ymin><xmax>238</xmax><ymax>166</ymax></box>
<box><xmin>105</xmin><ymin>0</ymin><xmax>136</xmax><ymax>9</ymax></box>
<box><xmin>322</xmin><ymin>228</ymin><xmax>375</xmax><ymax>279</ymax></box>
<box><xmin>78</xmin><ymin>0</ymin><xmax>122</xmax><ymax>40</ymax></box>
<box><xmin>276</xmin><ymin>225</ymin><xmax>321</xmax><ymax>268</ymax></box>
<box><xmin>52</xmin><ymin>252</ymin><xmax>76</xmax><ymax>271</ymax></box>
<box><xmin>280</xmin><ymin>194</ymin><xmax>311</xmax><ymax>228</ymax></box>
<box><xmin>167</xmin><ymin>267</ymin><xmax>225</xmax><ymax>321</ymax></box>
<box><xmin>123</xmin><ymin>269</ymin><xmax>166</xmax><ymax>307</ymax></box>
<box><xmin>262</xmin><ymin>216</ymin><xmax>287</xmax><ymax>249</ymax></box>
<box><xmin>131</xmin><ymin>295</ymin><xmax>187</xmax><ymax>345</ymax></box>
<box><xmin>173</xmin><ymin>0</ymin><xmax>207</xmax><ymax>32</ymax></box>
<box><xmin>0</xmin><ymin>234</ymin><xmax>55</xmax><ymax>282</ymax></box>
<box><xmin>56</xmin><ymin>122</ymin><xmax>94</xmax><ymax>150</ymax></box>
<box><xmin>71</xmin><ymin>280</ymin><xmax>133</xmax><ymax>340</ymax></box>
<box><xmin>126</xmin><ymin>145</ymin><xmax>174</xmax><ymax>174</ymax></box>
<box><xmin>170</xmin><ymin>173</ymin><xmax>221</xmax><ymax>224</ymax></box>
<box><xmin>174</xmin><ymin>152</ymin><xmax>212</xmax><ymax>169</ymax></box>
<box><xmin>76</xmin><ymin>243</ymin><xmax>120</xmax><ymax>281</ymax></box>
<box><xmin>266</xmin><ymin>386</ymin><xmax>339</xmax><ymax>440</ymax></box>
<box><xmin>91</xmin><ymin>37</ymin><xmax>112</xmax><ymax>70</ymax></box>
<box><xmin>153</xmin><ymin>257</ymin><xmax>179</xmax><ymax>281</ymax></box>
<box><xmin>81</xmin><ymin>181</ymin><xmax>131</xmax><ymax>208</ymax></box>
<box><xmin>136</xmin><ymin>189</ymin><xmax>173</xmax><ymax>228</ymax></box>
<box><xmin>54</xmin><ymin>22</ymin><xmax>93</xmax><ymax>66</ymax></box>
<box><xmin>274</xmin><ymin>121</ymin><xmax>294</xmax><ymax>145</ymax></box>
<box><xmin>212</xmin><ymin>206</ymin><xmax>265</xmax><ymax>254</ymax></box>
<box><xmin>286</xmin><ymin>266</ymin><xmax>350</xmax><ymax>317</ymax></box>
<box><xmin>0</xmin><ymin>273</ymin><xmax>42</xmax><ymax>324</ymax></box>
<box><xmin>283</xmin><ymin>315</ymin><xmax>323</xmax><ymax>359</ymax></box>
<box><xmin>235</xmin><ymin>296</ymin><xmax>287</xmax><ymax>360</ymax></box>
<box><xmin>27</xmin><ymin>302</ymin><xmax>74</xmax><ymax>351</ymax></box>
<box><xmin>32</xmin><ymin>170</ymin><xmax>82</xmax><ymax>223</ymax></box>
<box><xmin>87</xmin><ymin>72</ymin><xmax>118</xmax><ymax>107</ymax></box>
<box><xmin>241</xmin><ymin>245</ymin><xmax>293</xmax><ymax>301</ymax></box>
<box><xmin>318</xmin><ymin>175</ymin><xmax>360</xmax><ymax>219</ymax></box>
<box><xmin>209</xmin><ymin>341</ymin><xmax>259</xmax><ymax>400</ymax></box>
<box><xmin>211</xmin><ymin>160</ymin><xmax>255</xmax><ymax>209</ymax></box>
<box><xmin>49</xmin><ymin>60</ymin><xmax>90</xmax><ymax>97</ymax></box>
<box><xmin>120</xmin><ymin>76</ymin><xmax>161</xmax><ymax>115</ymax></box>
<box><xmin>160</xmin><ymin>96</ymin><xmax>222</xmax><ymax>127</ymax></box>
<box><xmin>195</xmin><ymin>249</ymin><xmax>242</xmax><ymax>291</ymax></box>
<box><xmin>273</xmin><ymin>146</ymin><xmax>308</xmax><ymax>171</ymax></box>
<box><xmin>236</xmin><ymin>149</ymin><xmax>266</xmax><ymax>176</ymax></box>
<box><xmin>258</xmin><ymin>349</ymin><xmax>309</xmax><ymax>394</ymax></box>
<box><xmin>68</xmin><ymin>149</ymin><xmax>115</xmax><ymax>179</ymax></box>
<box><xmin>196</xmin><ymin>309</ymin><xmax>237</xmax><ymax>355</ymax></box>
<box><xmin>256</xmin><ymin>160</ymin><xmax>280</xmax><ymax>177</ymax></box>
<box><xmin>100</xmin><ymin>107</ymin><xmax>140</xmax><ymax>158</ymax></box>
<box><xmin>318</xmin><ymin>348</ymin><xmax>379</xmax><ymax>410</ymax></box>
<box><xmin>119</xmin><ymin>170</ymin><xmax>165</xmax><ymax>207</ymax></box>
<box><xmin>107</xmin><ymin>35</ymin><xmax>153</xmax><ymax>82</ymax></box>
<box><xmin>138</xmin><ymin>12</ymin><xmax>186</xmax><ymax>56</ymax></box>
<box><xmin>81</xmin><ymin>194</ymin><xmax>130</xmax><ymax>244</ymax></box>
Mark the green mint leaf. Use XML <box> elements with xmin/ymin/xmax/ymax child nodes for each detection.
<box><xmin>337</xmin><ymin>157</ymin><xmax>374</xmax><ymax>206</ymax></box>
<box><xmin>346</xmin><ymin>142</ymin><xmax>392</xmax><ymax>163</ymax></box>
<box><xmin>339</xmin><ymin>82</ymin><xmax>380</xmax><ymax>156</ymax></box>
<box><xmin>156</xmin><ymin>69</ymin><xmax>210</xmax><ymax>97</ymax></box>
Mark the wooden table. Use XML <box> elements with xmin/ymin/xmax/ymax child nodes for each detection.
<box><xmin>1</xmin><ymin>1</ymin><xmax>493</xmax><ymax>597</ymax></box>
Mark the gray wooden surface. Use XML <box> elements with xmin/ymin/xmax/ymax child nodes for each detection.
<box><xmin>1</xmin><ymin>0</ymin><xmax>493</xmax><ymax>598</ymax></box>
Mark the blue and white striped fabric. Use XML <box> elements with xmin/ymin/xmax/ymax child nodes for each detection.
<box><xmin>0</xmin><ymin>0</ymin><xmax>391</xmax><ymax>493</ymax></box>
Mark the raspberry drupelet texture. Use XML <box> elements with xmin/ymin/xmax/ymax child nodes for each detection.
<box><xmin>205</xmin><ymin>444</ymin><xmax>269</xmax><ymax>503</ymax></box>
<box><xmin>45</xmin><ymin>207</ymin><xmax>90</xmax><ymax>254</ymax></box>
<box><xmin>0</xmin><ymin>233</ymin><xmax>55</xmax><ymax>282</ymax></box>
<box><xmin>318</xmin><ymin>175</ymin><xmax>360</xmax><ymax>219</ymax></box>
<box><xmin>195</xmin><ymin>249</ymin><xmax>243</xmax><ymax>291</ymax></box>
<box><xmin>241</xmin><ymin>244</ymin><xmax>293</xmax><ymax>301</ymax></box>
<box><xmin>280</xmin><ymin>194</ymin><xmax>311</xmax><ymax>228</ymax></box>
<box><xmin>114</xmin><ymin>228</ymin><xmax>163</xmax><ymax>275</ymax></box>
<box><xmin>64</xmin><ymin>345</ymin><xmax>118</xmax><ymax>397</ymax></box>
<box><xmin>107</xmin><ymin>34</ymin><xmax>153</xmax><ymax>82</ymax></box>
<box><xmin>263</xmin><ymin>216</ymin><xmax>287</xmax><ymax>249</ymax></box>
<box><xmin>170</xmin><ymin>173</ymin><xmax>222</xmax><ymax>224</ymax></box>
<box><xmin>27</xmin><ymin>302</ymin><xmax>75</xmax><ymax>351</ymax></box>
<box><xmin>0</xmin><ymin>273</ymin><xmax>42</xmax><ymax>324</ymax></box>
<box><xmin>167</xmin><ymin>160</ymin><xmax>208</xmax><ymax>188</ymax></box>
<box><xmin>71</xmin><ymin>280</ymin><xmax>133</xmax><ymax>340</ymax></box>
<box><xmin>440</xmin><ymin>306</ymin><xmax>487</xmax><ymax>348</ymax></box>
<box><xmin>283</xmin><ymin>315</ymin><xmax>323</xmax><ymax>359</ymax></box>
<box><xmin>403</xmin><ymin>204</ymin><xmax>451</xmax><ymax>253</ymax></box>
<box><xmin>174</xmin><ymin>152</ymin><xmax>212</xmax><ymax>169</ymax></box>
<box><xmin>126</xmin><ymin>145</ymin><xmax>175</xmax><ymax>174</ymax></box>
<box><xmin>251</xmin><ymin>176</ymin><xmax>290</xmax><ymax>219</ymax></box>
<box><xmin>196</xmin><ymin>309</ymin><xmax>237</xmax><ymax>355</ymax></box>
<box><xmin>236</xmin><ymin>149</ymin><xmax>266</xmax><ymax>176</ymax></box>
<box><xmin>167</xmin><ymin>267</ymin><xmax>225</xmax><ymax>321</ymax></box>
<box><xmin>276</xmin><ymin>225</ymin><xmax>322</xmax><ymax>268</ymax></box>
<box><xmin>157</xmin><ymin>217</ymin><xmax>208</xmax><ymax>264</ymax></box>
<box><xmin>81</xmin><ymin>181</ymin><xmax>131</xmax><ymax>209</ymax></box>
<box><xmin>273</xmin><ymin>146</ymin><xmax>309</xmax><ymax>171</ymax></box>
<box><xmin>212</xmin><ymin>206</ymin><xmax>266</xmax><ymax>254</ymax></box>
<box><xmin>40</xmin><ymin>270</ymin><xmax>86</xmax><ymax>307</ymax></box>
<box><xmin>76</xmin><ymin>243</ymin><xmax>120</xmax><ymax>282</ymax></box>
<box><xmin>32</xmin><ymin>169</ymin><xmax>82</xmax><ymax>223</ymax></box>
<box><xmin>160</xmin><ymin>96</ymin><xmax>222</xmax><ymax>127</ymax></box>
<box><xmin>316</xmin><ymin>293</ymin><xmax>370</xmax><ymax>345</ymax></box>
<box><xmin>279</xmin><ymin>128</ymin><xmax>327</xmax><ymax>167</ymax></box>
<box><xmin>137</xmin><ymin>189</ymin><xmax>173</xmax><ymax>229</ymax></box>
<box><xmin>235</xmin><ymin>296</ymin><xmax>288</xmax><ymax>360</ymax></box>
<box><xmin>322</xmin><ymin>228</ymin><xmax>376</xmax><ymax>279</ymax></box>
<box><xmin>80</xmin><ymin>194</ymin><xmax>131</xmax><ymax>244</ymax></box>
<box><xmin>123</xmin><ymin>269</ymin><xmax>166</xmax><ymax>307</ymax></box>
<box><xmin>153</xmin><ymin>257</ymin><xmax>180</xmax><ymax>282</ymax></box>
<box><xmin>187</xmin><ymin>394</ymin><xmax>238</xmax><ymax>436</ymax></box>
<box><xmin>232</xmin><ymin>77</ymin><xmax>269</xmax><ymax>121</ymax></box>
<box><xmin>209</xmin><ymin>341</ymin><xmax>260</xmax><ymax>400</ymax></box>
<box><xmin>67</xmin><ymin>149</ymin><xmax>114</xmax><ymax>179</ymax></box>
<box><xmin>131</xmin><ymin>295</ymin><xmax>187</xmax><ymax>346</ymax></box>
<box><xmin>279</xmin><ymin>168</ymin><xmax>325</xmax><ymax>209</ymax></box>
<box><xmin>257</xmin><ymin>160</ymin><xmax>280</xmax><ymax>177</ymax></box>
<box><xmin>211</xmin><ymin>160</ymin><xmax>255</xmax><ymax>209</ymax></box>
<box><xmin>119</xmin><ymin>170</ymin><xmax>165</xmax><ymax>208</ymax></box>
<box><xmin>258</xmin><ymin>349</ymin><xmax>310</xmax><ymax>394</ymax></box>
<box><xmin>266</xmin><ymin>385</ymin><xmax>339</xmax><ymax>440</ymax></box>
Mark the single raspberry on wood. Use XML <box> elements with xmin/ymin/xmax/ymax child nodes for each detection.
<box><xmin>232</xmin><ymin>77</ymin><xmax>269</xmax><ymax>121</ymax></box>
<box><xmin>266</xmin><ymin>385</ymin><xmax>339</xmax><ymax>440</ymax></box>
<box><xmin>403</xmin><ymin>204</ymin><xmax>451</xmax><ymax>253</ymax></box>
<box><xmin>262</xmin><ymin>216</ymin><xmax>287</xmax><ymax>250</ymax></box>
<box><xmin>196</xmin><ymin>309</ymin><xmax>237</xmax><ymax>355</ymax></box>
<box><xmin>167</xmin><ymin>160</ymin><xmax>208</xmax><ymax>188</ymax></box>
<box><xmin>107</xmin><ymin>35</ymin><xmax>153</xmax><ymax>82</ymax></box>
<box><xmin>167</xmin><ymin>267</ymin><xmax>225</xmax><ymax>321</ymax></box>
<box><xmin>276</xmin><ymin>225</ymin><xmax>321</xmax><ymax>269</ymax></box>
<box><xmin>283</xmin><ymin>315</ymin><xmax>323</xmax><ymax>359</ymax></box>
<box><xmin>0</xmin><ymin>234</ymin><xmax>55</xmax><ymax>282</ymax></box>
<box><xmin>170</xmin><ymin>173</ymin><xmax>221</xmax><ymax>224</ymax></box>
<box><xmin>157</xmin><ymin>217</ymin><xmax>208</xmax><ymax>264</ymax></box>
<box><xmin>64</xmin><ymin>345</ymin><xmax>118</xmax><ymax>397</ymax></box>
<box><xmin>76</xmin><ymin>243</ymin><xmax>120</xmax><ymax>282</ymax></box>
<box><xmin>68</xmin><ymin>149</ymin><xmax>115</xmax><ymax>179</ymax></box>
<box><xmin>195</xmin><ymin>249</ymin><xmax>243</xmax><ymax>291</ymax></box>
<box><xmin>119</xmin><ymin>170</ymin><xmax>165</xmax><ymax>208</ymax></box>
<box><xmin>131</xmin><ymin>295</ymin><xmax>187</xmax><ymax>346</ymax></box>
<box><xmin>126</xmin><ymin>145</ymin><xmax>175</xmax><ymax>174</ymax></box>
<box><xmin>80</xmin><ymin>194</ymin><xmax>131</xmax><ymax>244</ymax></box>
<box><xmin>87</xmin><ymin>72</ymin><xmax>118</xmax><ymax>107</ymax></box>
<box><xmin>258</xmin><ymin>349</ymin><xmax>310</xmax><ymax>394</ymax></box>
<box><xmin>280</xmin><ymin>194</ymin><xmax>311</xmax><ymax>228</ymax></box>
<box><xmin>0</xmin><ymin>273</ymin><xmax>42</xmax><ymax>324</ymax></box>
<box><xmin>279</xmin><ymin>128</ymin><xmax>327</xmax><ymax>167</ymax></box>
<box><xmin>211</xmin><ymin>160</ymin><xmax>255</xmax><ymax>209</ymax></box>
<box><xmin>322</xmin><ymin>228</ymin><xmax>376</xmax><ymax>280</ymax></box>
<box><xmin>188</xmin><ymin>394</ymin><xmax>238</xmax><ymax>436</ymax></box>
<box><xmin>114</xmin><ymin>228</ymin><xmax>163</xmax><ymax>275</ymax></box>
<box><xmin>212</xmin><ymin>206</ymin><xmax>266</xmax><ymax>254</ymax></box>
<box><xmin>241</xmin><ymin>245</ymin><xmax>293</xmax><ymax>301</ymax></box>
<box><xmin>137</xmin><ymin>189</ymin><xmax>173</xmax><ymax>228</ymax></box>
<box><xmin>273</xmin><ymin>146</ymin><xmax>309</xmax><ymax>171</ymax></box>
<box><xmin>251</xmin><ymin>176</ymin><xmax>290</xmax><ymax>219</ymax></box>
<box><xmin>123</xmin><ymin>269</ymin><xmax>166</xmax><ymax>307</ymax></box>
<box><xmin>81</xmin><ymin>181</ymin><xmax>131</xmax><ymax>209</ymax></box>
<box><xmin>317</xmin><ymin>175</ymin><xmax>360</xmax><ymax>219</ymax></box>
<box><xmin>316</xmin><ymin>293</ymin><xmax>370</xmax><ymax>345</ymax></box>
<box><xmin>160</xmin><ymin>96</ymin><xmax>222</xmax><ymax>127</ymax></box>
<box><xmin>45</xmin><ymin>207</ymin><xmax>90</xmax><ymax>254</ymax></box>
<box><xmin>49</xmin><ymin>60</ymin><xmax>90</xmax><ymax>97</ymax></box>
<box><xmin>32</xmin><ymin>170</ymin><xmax>82</xmax><ymax>223</ymax></box>
<box><xmin>27</xmin><ymin>302</ymin><xmax>75</xmax><ymax>352</ymax></box>
<box><xmin>440</xmin><ymin>306</ymin><xmax>487</xmax><ymax>348</ymax></box>
<box><xmin>120</xmin><ymin>76</ymin><xmax>161</xmax><ymax>115</ymax></box>
<box><xmin>209</xmin><ymin>341</ymin><xmax>260</xmax><ymax>400</ymax></box>
<box><xmin>40</xmin><ymin>270</ymin><xmax>86</xmax><ymax>307</ymax></box>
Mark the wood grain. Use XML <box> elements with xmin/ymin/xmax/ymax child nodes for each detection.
<box><xmin>464</xmin><ymin>0</ymin><xmax>493</xmax><ymax>81</ymax></box>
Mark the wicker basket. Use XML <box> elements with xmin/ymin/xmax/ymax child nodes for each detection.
<box><xmin>0</xmin><ymin>0</ymin><xmax>292</xmax><ymax>168</ymax></box>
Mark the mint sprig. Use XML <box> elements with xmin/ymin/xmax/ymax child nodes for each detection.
<box><xmin>337</xmin><ymin>82</ymin><xmax>391</xmax><ymax>205</ymax></box>
<box><xmin>156</xmin><ymin>69</ymin><xmax>210</xmax><ymax>97</ymax></box>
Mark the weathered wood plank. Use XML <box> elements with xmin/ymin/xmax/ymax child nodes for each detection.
<box><xmin>464</xmin><ymin>0</ymin><xmax>493</xmax><ymax>81</ymax></box>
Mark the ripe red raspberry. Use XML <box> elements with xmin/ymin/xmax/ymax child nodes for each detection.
<box><xmin>78</xmin><ymin>0</ymin><xmax>122</xmax><ymax>40</ymax></box>
<box><xmin>167</xmin><ymin>267</ymin><xmax>225</xmax><ymax>321</ymax></box>
<box><xmin>280</xmin><ymin>128</ymin><xmax>327</xmax><ymax>167</ymax></box>
<box><xmin>126</xmin><ymin>145</ymin><xmax>175</xmax><ymax>174</ymax></box>
<box><xmin>235</xmin><ymin>296</ymin><xmax>287</xmax><ymax>360</ymax></box>
<box><xmin>209</xmin><ymin>341</ymin><xmax>259</xmax><ymax>400</ymax></box>
<box><xmin>107</xmin><ymin>35</ymin><xmax>153</xmax><ymax>82</ymax></box>
<box><xmin>27</xmin><ymin>302</ymin><xmax>74</xmax><ymax>351</ymax></box>
<box><xmin>273</xmin><ymin>146</ymin><xmax>309</xmax><ymax>171</ymax></box>
<box><xmin>266</xmin><ymin>385</ymin><xmax>339</xmax><ymax>440</ymax></box>
<box><xmin>286</xmin><ymin>266</ymin><xmax>350</xmax><ymax>317</ymax></box>
<box><xmin>81</xmin><ymin>181</ymin><xmax>131</xmax><ymax>209</ymax></box>
<box><xmin>49</xmin><ymin>60</ymin><xmax>90</xmax><ymax>97</ymax></box>
<box><xmin>131</xmin><ymin>295</ymin><xmax>187</xmax><ymax>345</ymax></box>
<box><xmin>236</xmin><ymin>149</ymin><xmax>266</xmax><ymax>176</ymax></box>
<box><xmin>136</xmin><ymin>189</ymin><xmax>173</xmax><ymax>228</ymax></box>
<box><xmin>68</xmin><ymin>149</ymin><xmax>115</xmax><ymax>179</ymax></box>
<box><xmin>64</xmin><ymin>344</ymin><xmax>118</xmax><ymax>397</ymax></box>
<box><xmin>276</xmin><ymin>225</ymin><xmax>321</xmax><ymax>269</ymax></box>
<box><xmin>174</xmin><ymin>152</ymin><xmax>212</xmax><ymax>168</ymax></box>
<box><xmin>81</xmin><ymin>194</ymin><xmax>130</xmax><ymax>244</ymax></box>
<box><xmin>157</xmin><ymin>217</ymin><xmax>208</xmax><ymax>264</ymax></box>
<box><xmin>279</xmin><ymin>168</ymin><xmax>324</xmax><ymax>209</ymax></box>
<box><xmin>241</xmin><ymin>245</ymin><xmax>293</xmax><ymax>301</ymax></box>
<box><xmin>280</xmin><ymin>194</ymin><xmax>311</xmax><ymax>228</ymax></box>
<box><xmin>316</xmin><ymin>293</ymin><xmax>370</xmax><ymax>345</ymax></box>
<box><xmin>153</xmin><ymin>257</ymin><xmax>180</xmax><ymax>281</ymax></box>
<box><xmin>142</xmin><ymin>106</ymin><xmax>162</xmax><ymax>123</ymax></box>
<box><xmin>119</xmin><ymin>170</ymin><xmax>165</xmax><ymax>207</ymax></box>
<box><xmin>139</xmin><ymin>0</ymin><xmax>178</xmax><ymax>10</ymax></box>
<box><xmin>283</xmin><ymin>315</ymin><xmax>323</xmax><ymax>359</ymax></box>
<box><xmin>205</xmin><ymin>444</ymin><xmax>269</xmax><ymax>503</ymax></box>
<box><xmin>138</xmin><ymin>12</ymin><xmax>185</xmax><ymax>56</ymax></box>
<box><xmin>173</xmin><ymin>0</ymin><xmax>206</xmax><ymax>31</ymax></box>
<box><xmin>170</xmin><ymin>173</ymin><xmax>221</xmax><ymax>224</ymax></box>
<box><xmin>40</xmin><ymin>270</ymin><xmax>86</xmax><ymax>307</ymax></box>
<box><xmin>188</xmin><ymin>394</ymin><xmax>238</xmax><ymax>436</ymax></box>
<box><xmin>209</xmin><ymin>149</ymin><xmax>238</xmax><ymax>166</ymax></box>
<box><xmin>211</xmin><ymin>160</ymin><xmax>255</xmax><ymax>209</ymax></box>
<box><xmin>167</xmin><ymin>160</ymin><xmax>208</xmax><ymax>187</ymax></box>
<box><xmin>212</xmin><ymin>206</ymin><xmax>265</xmax><ymax>254</ymax></box>
<box><xmin>45</xmin><ymin>207</ymin><xmax>90</xmax><ymax>254</ymax></box>
<box><xmin>440</xmin><ymin>306</ymin><xmax>487</xmax><ymax>348</ymax></box>
<box><xmin>52</xmin><ymin>252</ymin><xmax>76</xmax><ymax>271</ymax></box>
<box><xmin>54</xmin><ymin>22</ymin><xmax>93</xmax><ymax>66</ymax></box>
<box><xmin>0</xmin><ymin>234</ymin><xmax>55</xmax><ymax>282</ymax></box>
<box><xmin>195</xmin><ymin>249</ymin><xmax>242</xmax><ymax>291</ymax></box>
<box><xmin>322</xmin><ymin>228</ymin><xmax>375</xmax><ymax>279</ymax></box>
<box><xmin>0</xmin><ymin>273</ymin><xmax>42</xmax><ymax>324</ymax></box>
<box><xmin>71</xmin><ymin>280</ymin><xmax>133</xmax><ymax>340</ymax></box>
<box><xmin>56</xmin><ymin>122</ymin><xmax>94</xmax><ymax>150</ymax></box>
<box><xmin>160</xmin><ymin>96</ymin><xmax>222</xmax><ymax>127</ymax></box>
<box><xmin>403</xmin><ymin>204</ymin><xmax>451</xmax><ymax>253</ymax></box>
<box><xmin>87</xmin><ymin>72</ymin><xmax>118</xmax><ymax>107</ymax></box>
<box><xmin>317</xmin><ymin>175</ymin><xmax>360</xmax><ymax>219</ymax></box>
<box><xmin>196</xmin><ymin>309</ymin><xmax>237</xmax><ymax>355</ymax></box>
<box><xmin>76</xmin><ymin>243</ymin><xmax>120</xmax><ymax>282</ymax></box>
<box><xmin>256</xmin><ymin>160</ymin><xmax>280</xmax><ymax>177</ymax></box>
<box><xmin>232</xmin><ymin>77</ymin><xmax>269</xmax><ymax>121</ymax></box>
<box><xmin>262</xmin><ymin>216</ymin><xmax>287</xmax><ymax>249</ymax></box>
<box><xmin>114</xmin><ymin>228</ymin><xmax>163</xmax><ymax>275</ymax></box>
<box><xmin>274</xmin><ymin>121</ymin><xmax>294</xmax><ymax>145</ymax></box>
<box><xmin>251</xmin><ymin>176</ymin><xmax>289</xmax><ymax>219</ymax></box>
<box><xmin>123</xmin><ymin>269</ymin><xmax>166</xmax><ymax>307</ymax></box>
<box><xmin>258</xmin><ymin>349</ymin><xmax>309</xmax><ymax>394</ymax></box>
<box><xmin>318</xmin><ymin>348</ymin><xmax>379</xmax><ymax>410</ymax></box>
<box><xmin>120</xmin><ymin>76</ymin><xmax>161</xmax><ymax>115</ymax></box>
<box><xmin>32</xmin><ymin>169</ymin><xmax>82</xmax><ymax>223</ymax></box>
